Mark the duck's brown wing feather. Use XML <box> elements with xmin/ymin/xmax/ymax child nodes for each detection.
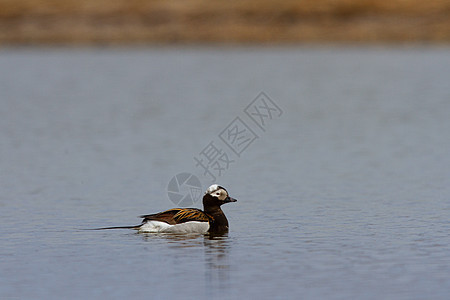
<box><xmin>140</xmin><ymin>208</ymin><xmax>211</xmax><ymax>225</ymax></box>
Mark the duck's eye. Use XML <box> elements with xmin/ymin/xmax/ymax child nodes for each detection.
<box><xmin>215</xmin><ymin>192</ymin><xmax>220</xmax><ymax>196</ymax></box>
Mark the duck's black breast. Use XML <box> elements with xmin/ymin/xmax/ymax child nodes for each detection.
<box><xmin>204</xmin><ymin>207</ymin><xmax>229</xmax><ymax>233</ymax></box>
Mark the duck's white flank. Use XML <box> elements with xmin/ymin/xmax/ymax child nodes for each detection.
<box><xmin>138</xmin><ymin>220</ymin><xmax>210</xmax><ymax>233</ymax></box>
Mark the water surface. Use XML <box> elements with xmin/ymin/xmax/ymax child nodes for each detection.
<box><xmin>1</xmin><ymin>47</ymin><xmax>450</xmax><ymax>299</ymax></box>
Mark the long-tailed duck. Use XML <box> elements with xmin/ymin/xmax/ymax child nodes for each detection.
<box><xmin>97</xmin><ymin>184</ymin><xmax>237</xmax><ymax>234</ymax></box>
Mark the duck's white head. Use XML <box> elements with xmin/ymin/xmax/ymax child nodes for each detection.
<box><xmin>205</xmin><ymin>184</ymin><xmax>237</xmax><ymax>203</ymax></box>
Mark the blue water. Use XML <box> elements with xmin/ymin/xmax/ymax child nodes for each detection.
<box><xmin>1</xmin><ymin>47</ymin><xmax>450</xmax><ymax>299</ymax></box>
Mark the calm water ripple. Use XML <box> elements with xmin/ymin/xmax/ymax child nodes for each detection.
<box><xmin>1</xmin><ymin>47</ymin><xmax>450</xmax><ymax>299</ymax></box>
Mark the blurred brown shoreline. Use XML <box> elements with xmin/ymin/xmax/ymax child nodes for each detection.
<box><xmin>1</xmin><ymin>0</ymin><xmax>449</xmax><ymax>45</ymax></box>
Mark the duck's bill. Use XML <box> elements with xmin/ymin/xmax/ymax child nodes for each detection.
<box><xmin>225</xmin><ymin>197</ymin><xmax>237</xmax><ymax>203</ymax></box>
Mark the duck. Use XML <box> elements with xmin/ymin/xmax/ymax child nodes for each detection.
<box><xmin>96</xmin><ymin>184</ymin><xmax>237</xmax><ymax>234</ymax></box>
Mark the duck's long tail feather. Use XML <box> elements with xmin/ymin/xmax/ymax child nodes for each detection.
<box><xmin>87</xmin><ymin>225</ymin><xmax>140</xmax><ymax>230</ymax></box>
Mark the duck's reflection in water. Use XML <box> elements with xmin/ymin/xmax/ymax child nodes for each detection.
<box><xmin>203</xmin><ymin>232</ymin><xmax>232</xmax><ymax>295</ymax></box>
<box><xmin>139</xmin><ymin>232</ymin><xmax>232</xmax><ymax>295</ymax></box>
